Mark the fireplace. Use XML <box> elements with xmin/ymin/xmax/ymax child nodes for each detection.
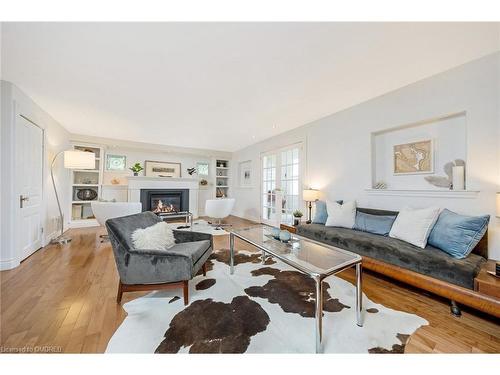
<box><xmin>140</xmin><ymin>189</ymin><xmax>189</xmax><ymax>214</ymax></box>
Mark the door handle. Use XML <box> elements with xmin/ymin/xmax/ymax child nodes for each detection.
<box><xmin>20</xmin><ymin>195</ymin><xmax>29</xmax><ymax>208</ymax></box>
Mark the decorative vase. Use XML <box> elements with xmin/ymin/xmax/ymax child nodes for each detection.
<box><xmin>77</xmin><ymin>188</ymin><xmax>98</xmax><ymax>201</ymax></box>
<box><xmin>133</xmin><ymin>172</ymin><xmax>138</xmax><ymax>176</ymax></box>
<box><xmin>279</xmin><ymin>230</ymin><xmax>291</xmax><ymax>243</ymax></box>
<box><xmin>293</xmin><ymin>217</ymin><xmax>301</xmax><ymax>226</ymax></box>
<box><xmin>271</xmin><ymin>228</ymin><xmax>281</xmax><ymax>240</ymax></box>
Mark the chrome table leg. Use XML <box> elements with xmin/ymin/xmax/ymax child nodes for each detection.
<box><xmin>229</xmin><ymin>232</ymin><xmax>235</xmax><ymax>275</ymax></box>
<box><xmin>315</xmin><ymin>276</ymin><xmax>323</xmax><ymax>353</ymax></box>
<box><xmin>356</xmin><ymin>262</ymin><xmax>363</xmax><ymax>327</ymax></box>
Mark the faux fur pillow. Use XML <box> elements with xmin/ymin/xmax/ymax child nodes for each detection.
<box><xmin>131</xmin><ymin>222</ymin><xmax>176</xmax><ymax>251</ymax></box>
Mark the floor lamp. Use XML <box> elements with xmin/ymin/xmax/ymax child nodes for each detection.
<box><xmin>50</xmin><ymin>150</ymin><xmax>95</xmax><ymax>244</ymax></box>
<box><xmin>303</xmin><ymin>189</ymin><xmax>320</xmax><ymax>224</ymax></box>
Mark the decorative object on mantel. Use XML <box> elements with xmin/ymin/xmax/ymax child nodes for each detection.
<box><xmin>452</xmin><ymin>165</ymin><xmax>465</xmax><ymax>190</ymax></box>
<box><xmin>303</xmin><ymin>188</ymin><xmax>320</xmax><ymax>224</ymax></box>
<box><xmin>292</xmin><ymin>210</ymin><xmax>303</xmax><ymax>226</ymax></box>
<box><xmin>199</xmin><ymin>178</ymin><xmax>208</xmax><ymax>186</ymax></box>
<box><xmin>393</xmin><ymin>139</ymin><xmax>433</xmax><ymax>175</ymax></box>
<box><xmin>145</xmin><ymin>160</ymin><xmax>181</xmax><ymax>178</ymax></box>
<box><xmin>129</xmin><ymin>162</ymin><xmax>144</xmax><ymax>177</ymax></box>
<box><xmin>187</xmin><ymin>167</ymin><xmax>197</xmax><ymax>176</ymax></box>
<box><xmin>111</xmin><ymin>177</ymin><xmax>121</xmax><ymax>185</ymax></box>
<box><xmin>424</xmin><ymin>159</ymin><xmax>465</xmax><ymax>189</ymax></box>
<box><xmin>373</xmin><ymin>181</ymin><xmax>387</xmax><ymax>189</ymax></box>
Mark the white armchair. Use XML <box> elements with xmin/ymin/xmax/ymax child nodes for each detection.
<box><xmin>91</xmin><ymin>201</ymin><xmax>142</xmax><ymax>241</ymax></box>
<box><xmin>205</xmin><ymin>198</ymin><xmax>235</xmax><ymax>230</ymax></box>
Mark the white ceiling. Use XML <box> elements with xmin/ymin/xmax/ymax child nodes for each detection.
<box><xmin>1</xmin><ymin>22</ymin><xmax>499</xmax><ymax>152</ymax></box>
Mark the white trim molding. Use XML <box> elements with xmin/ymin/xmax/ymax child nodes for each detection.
<box><xmin>365</xmin><ymin>189</ymin><xmax>480</xmax><ymax>199</ymax></box>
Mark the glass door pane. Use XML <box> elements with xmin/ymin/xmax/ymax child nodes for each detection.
<box><xmin>262</xmin><ymin>154</ymin><xmax>277</xmax><ymax>225</ymax></box>
<box><xmin>280</xmin><ymin>146</ymin><xmax>300</xmax><ymax>225</ymax></box>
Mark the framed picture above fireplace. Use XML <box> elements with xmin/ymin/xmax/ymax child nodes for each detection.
<box><xmin>145</xmin><ymin>160</ymin><xmax>181</xmax><ymax>178</ymax></box>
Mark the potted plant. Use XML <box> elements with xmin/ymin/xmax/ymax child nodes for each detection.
<box><xmin>293</xmin><ymin>210</ymin><xmax>303</xmax><ymax>226</ymax></box>
<box><xmin>129</xmin><ymin>162</ymin><xmax>144</xmax><ymax>176</ymax></box>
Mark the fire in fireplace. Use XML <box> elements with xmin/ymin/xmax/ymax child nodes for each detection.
<box><xmin>140</xmin><ymin>189</ymin><xmax>189</xmax><ymax>214</ymax></box>
<box><xmin>152</xmin><ymin>198</ymin><xmax>179</xmax><ymax>214</ymax></box>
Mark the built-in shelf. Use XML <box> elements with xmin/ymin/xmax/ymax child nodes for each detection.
<box><xmin>71</xmin><ymin>143</ymin><xmax>103</xmax><ymax>226</ymax></box>
<box><xmin>215</xmin><ymin>159</ymin><xmax>230</xmax><ymax>198</ymax></box>
<box><xmin>365</xmin><ymin>189</ymin><xmax>480</xmax><ymax>198</ymax></box>
<box><xmin>73</xmin><ymin>169</ymin><xmax>99</xmax><ymax>173</ymax></box>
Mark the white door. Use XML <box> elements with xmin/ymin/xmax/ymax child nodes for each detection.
<box><xmin>15</xmin><ymin>115</ymin><xmax>44</xmax><ymax>261</ymax></box>
<box><xmin>261</xmin><ymin>144</ymin><xmax>302</xmax><ymax>227</ymax></box>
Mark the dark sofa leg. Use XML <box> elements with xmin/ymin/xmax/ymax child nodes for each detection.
<box><xmin>450</xmin><ymin>300</ymin><xmax>461</xmax><ymax>317</ymax></box>
<box><xmin>202</xmin><ymin>262</ymin><xmax>207</xmax><ymax>276</ymax></box>
<box><xmin>183</xmin><ymin>281</ymin><xmax>189</xmax><ymax>305</ymax></box>
<box><xmin>117</xmin><ymin>281</ymin><xmax>123</xmax><ymax>304</ymax></box>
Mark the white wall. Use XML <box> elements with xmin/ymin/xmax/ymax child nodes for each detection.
<box><xmin>231</xmin><ymin>52</ymin><xmax>500</xmax><ymax>260</ymax></box>
<box><xmin>1</xmin><ymin>81</ymin><xmax>71</xmax><ymax>270</ymax></box>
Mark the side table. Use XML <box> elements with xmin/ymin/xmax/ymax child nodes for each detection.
<box><xmin>474</xmin><ymin>260</ymin><xmax>500</xmax><ymax>299</ymax></box>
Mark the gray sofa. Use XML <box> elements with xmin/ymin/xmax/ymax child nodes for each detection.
<box><xmin>296</xmin><ymin>208</ymin><xmax>490</xmax><ymax>315</ymax></box>
<box><xmin>106</xmin><ymin>211</ymin><xmax>213</xmax><ymax>305</ymax></box>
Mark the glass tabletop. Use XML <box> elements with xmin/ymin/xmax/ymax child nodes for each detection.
<box><xmin>230</xmin><ymin>226</ymin><xmax>361</xmax><ymax>276</ymax></box>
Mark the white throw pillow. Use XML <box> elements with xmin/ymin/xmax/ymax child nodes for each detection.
<box><xmin>131</xmin><ymin>222</ymin><xmax>176</xmax><ymax>251</ymax></box>
<box><xmin>325</xmin><ymin>200</ymin><xmax>357</xmax><ymax>229</ymax></box>
<box><xmin>389</xmin><ymin>207</ymin><xmax>441</xmax><ymax>248</ymax></box>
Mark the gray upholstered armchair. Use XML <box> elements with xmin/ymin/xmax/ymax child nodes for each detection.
<box><xmin>106</xmin><ymin>211</ymin><xmax>213</xmax><ymax>305</ymax></box>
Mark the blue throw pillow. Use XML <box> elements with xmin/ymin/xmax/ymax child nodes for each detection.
<box><xmin>312</xmin><ymin>200</ymin><xmax>343</xmax><ymax>224</ymax></box>
<box><xmin>428</xmin><ymin>209</ymin><xmax>490</xmax><ymax>259</ymax></box>
<box><xmin>353</xmin><ymin>212</ymin><xmax>397</xmax><ymax>236</ymax></box>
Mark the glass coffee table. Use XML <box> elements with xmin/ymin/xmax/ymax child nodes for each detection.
<box><xmin>229</xmin><ymin>226</ymin><xmax>363</xmax><ymax>353</ymax></box>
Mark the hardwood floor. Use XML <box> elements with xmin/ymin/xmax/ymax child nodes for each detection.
<box><xmin>1</xmin><ymin>216</ymin><xmax>499</xmax><ymax>353</ymax></box>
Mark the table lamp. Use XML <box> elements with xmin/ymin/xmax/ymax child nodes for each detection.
<box><xmin>51</xmin><ymin>150</ymin><xmax>95</xmax><ymax>244</ymax></box>
<box><xmin>303</xmin><ymin>188</ymin><xmax>320</xmax><ymax>224</ymax></box>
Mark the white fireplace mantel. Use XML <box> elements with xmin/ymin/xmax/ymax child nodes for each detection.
<box><xmin>127</xmin><ymin>176</ymin><xmax>200</xmax><ymax>217</ymax></box>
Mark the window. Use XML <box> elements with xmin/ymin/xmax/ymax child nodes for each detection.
<box><xmin>106</xmin><ymin>154</ymin><xmax>126</xmax><ymax>171</ymax></box>
<box><xmin>197</xmin><ymin>162</ymin><xmax>209</xmax><ymax>176</ymax></box>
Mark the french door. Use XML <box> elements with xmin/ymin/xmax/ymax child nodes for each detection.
<box><xmin>261</xmin><ymin>143</ymin><xmax>302</xmax><ymax>227</ymax></box>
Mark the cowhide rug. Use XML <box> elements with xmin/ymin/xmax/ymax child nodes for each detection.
<box><xmin>106</xmin><ymin>249</ymin><xmax>428</xmax><ymax>353</ymax></box>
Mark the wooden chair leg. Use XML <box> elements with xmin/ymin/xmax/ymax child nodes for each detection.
<box><xmin>183</xmin><ymin>280</ymin><xmax>189</xmax><ymax>305</ymax></box>
<box><xmin>202</xmin><ymin>262</ymin><xmax>207</xmax><ymax>276</ymax></box>
<box><xmin>116</xmin><ymin>280</ymin><xmax>123</xmax><ymax>304</ymax></box>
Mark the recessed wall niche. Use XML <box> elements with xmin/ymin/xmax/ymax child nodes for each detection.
<box><xmin>371</xmin><ymin>112</ymin><xmax>467</xmax><ymax>190</ymax></box>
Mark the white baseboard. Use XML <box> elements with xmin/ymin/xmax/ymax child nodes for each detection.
<box><xmin>0</xmin><ymin>258</ymin><xmax>20</xmax><ymax>271</ymax></box>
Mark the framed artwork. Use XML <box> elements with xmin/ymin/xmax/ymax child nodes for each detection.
<box><xmin>239</xmin><ymin>160</ymin><xmax>252</xmax><ymax>187</ymax></box>
<box><xmin>393</xmin><ymin>139</ymin><xmax>433</xmax><ymax>175</ymax></box>
<box><xmin>106</xmin><ymin>154</ymin><xmax>126</xmax><ymax>171</ymax></box>
<box><xmin>145</xmin><ymin>160</ymin><xmax>181</xmax><ymax>178</ymax></box>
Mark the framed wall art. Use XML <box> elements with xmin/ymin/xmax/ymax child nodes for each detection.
<box><xmin>145</xmin><ymin>160</ymin><xmax>181</xmax><ymax>178</ymax></box>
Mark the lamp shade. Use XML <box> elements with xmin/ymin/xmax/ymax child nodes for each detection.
<box><xmin>303</xmin><ymin>189</ymin><xmax>320</xmax><ymax>202</ymax></box>
<box><xmin>497</xmin><ymin>192</ymin><xmax>500</xmax><ymax>218</ymax></box>
<box><xmin>64</xmin><ymin>150</ymin><xmax>95</xmax><ymax>169</ymax></box>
